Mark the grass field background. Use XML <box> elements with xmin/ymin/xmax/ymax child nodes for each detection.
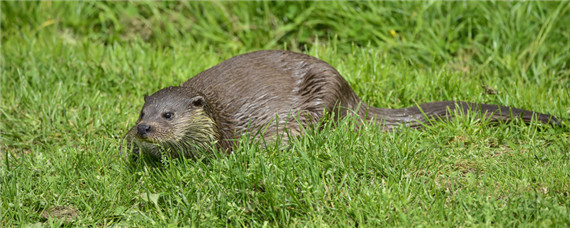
<box><xmin>1</xmin><ymin>1</ymin><xmax>569</xmax><ymax>226</ymax></box>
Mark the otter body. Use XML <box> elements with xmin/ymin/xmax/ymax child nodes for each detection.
<box><xmin>126</xmin><ymin>50</ymin><xmax>561</xmax><ymax>158</ymax></box>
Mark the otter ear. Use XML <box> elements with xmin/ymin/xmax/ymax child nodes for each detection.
<box><xmin>189</xmin><ymin>96</ymin><xmax>205</xmax><ymax>107</ymax></box>
<box><xmin>144</xmin><ymin>94</ymin><xmax>149</xmax><ymax>102</ymax></box>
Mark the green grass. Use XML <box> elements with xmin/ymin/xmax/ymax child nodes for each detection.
<box><xmin>1</xmin><ymin>1</ymin><xmax>569</xmax><ymax>226</ymax></box>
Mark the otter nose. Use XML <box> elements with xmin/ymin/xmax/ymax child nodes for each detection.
<box><xmin>137</xmin><ymin>124</ymin><xmax>152</xmax><ymax>136</ymax></box>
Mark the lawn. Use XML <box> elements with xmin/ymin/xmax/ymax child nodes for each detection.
<box><xmin>1</xmin><ymin>1</ymin><xmax>569</xmax><ymax>226</ymax></box>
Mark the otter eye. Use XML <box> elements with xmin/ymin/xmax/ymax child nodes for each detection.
<box><xmin>162</xmin><ymin>112</ymin><xmax>173</xmax><ymax>120</ymax></box>
<box><xmin>139</xmin><ymin>112</ymin><xmax>145</xmax><ymax>119</ymax></box>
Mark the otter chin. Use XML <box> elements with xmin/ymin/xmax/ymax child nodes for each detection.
<box><xmin>124</xmin><ymin>50</ymin><xmax>563</xmax><ymax>159</ymax></box>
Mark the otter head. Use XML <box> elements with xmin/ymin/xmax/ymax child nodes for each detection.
<box><xmin>133</xmin><ymin>86</ymin><xmax>218</xmax><ymax>158</ymax></box>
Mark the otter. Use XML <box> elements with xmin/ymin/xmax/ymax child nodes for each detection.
<box><xmin>124</xmin><ymin>50</ymin><xmax>563</xmax><ymax>158</ymax></box>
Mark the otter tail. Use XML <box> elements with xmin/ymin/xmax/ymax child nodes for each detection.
<box><xmin>364</xmin><ymin>101</ymin><xmax>563</xmax><ymax>131</ymax></box>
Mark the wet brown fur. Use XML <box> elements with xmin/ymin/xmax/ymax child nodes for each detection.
<box><xmin>125</xmin><ymin>50</ymin><xmax>562</xmax><ymax>158</ymax></box>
